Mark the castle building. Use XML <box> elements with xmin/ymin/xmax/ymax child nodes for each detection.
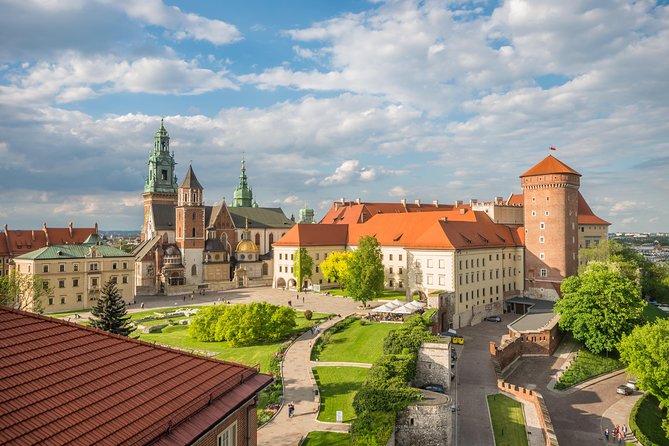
<box><xmin>272</xmin><ymin>153</ymin><xmax>609</xmax><ymax>328</ymax></box>
<box><xmin>134</xmin><ymin>122</ymin><xmax>294</xmax><ymax>295</ymax></box>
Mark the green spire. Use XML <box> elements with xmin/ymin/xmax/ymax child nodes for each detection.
<box><xmin>231</xmin><ymin>158</ymin><xmax>254</xmax><ymax>207</ymax></box>
<box><xmin>144</xmin><ymin>119</ymin><xmax>178</xmax><ymax>194</ymax></box>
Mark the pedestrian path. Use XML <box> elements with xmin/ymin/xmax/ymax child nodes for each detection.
<box><xmin>600</xmin><ymin>392</ymin><xmax>641</xmax><ymax>445</ymax></box>
<box><xmin>258</xmin><ymin>314</ymin><xmax>355</xmax><ymax>446</ymax></box>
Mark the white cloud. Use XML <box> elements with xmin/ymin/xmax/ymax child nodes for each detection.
<box><xmin>320</xmin><ymin>160</ymin><xmax>361</xmax><ymax>186</ymax></box>
<box><xmin>388</xmin><ymin>186</ymin><xmax>408</xmax><ymax>197</ymax></box>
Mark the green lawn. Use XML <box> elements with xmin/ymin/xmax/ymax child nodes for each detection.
<box><xmin>313</xmin><ymin>366</ymin><xmax>368</xmax><ymax>423</ymax></box>
<box><xmin>301</xmin><ymin>431</ymin><xmax>351</xmax><ymax>446</ymax></box>
<box><xmin>314</xmin><ymin>319</ymin><xmax>398</xmax><ymax>363</ymax></box>
<box><xmin>643</xmin><ymin>304</ymin><xmax>669</xmax><ymax>323</ymax></box>
<box><xmin>323</xmin><ymin>288</ymin><xmax>406</xmax><ymax>301</ymax></box>
<box><xmin>135</xmin><ymin>311</ymin><xmax>330</xmax><ymax>373</ymax></box>
<box><xmin>555</xmin><ymin>349</ymin><xmax>623</xmax><ymax>389</ymax></box>
<box><xmin>487</xmin><ymin>394</ymin><xmax>529</xmax><ymax>446</ymax></box>
<box><xmin>631</xmin><ymin>393</ymin><xmax>669</xmax><ymax>446</ymax></box>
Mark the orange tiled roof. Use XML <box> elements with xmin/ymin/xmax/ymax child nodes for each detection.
<box><xmin>505</xmin><ymin>193</ymin><xmax>523</xmax><ymax>206</ymax></box>
<box><xmin>320</xmin><ymin>201</ymin><xmax>458</xmax><ymax>224</ymax></box>
<box><xmin>0</xmin><ymin>224</ymin><xmax>97</xmax><ymax>257</ymax></box>
<box><xmin>577</xmin><ymin>193</ymin><xmax>610</xmax><ymax>225</ymax></box>
<box><xmin>273</xmin><ymin>223</ymin><xmax>349</xmax><ymax>246</ymax></box>
<box><xmin>0</xmin><ymin>306</ymin><xmax>272</xmax><ymax>446</ymax></box>
<box><xmin>520</xmin><ymin>155</ymin><xmax>581</xmax><ymax>178</ymax></box>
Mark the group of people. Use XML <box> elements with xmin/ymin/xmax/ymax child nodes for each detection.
<box><xmin>604</xmin><ymin>424</ymin><xmax>627</xmax><ymax>443</ymax></box>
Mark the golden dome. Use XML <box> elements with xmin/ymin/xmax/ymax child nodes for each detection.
<box><xmin>236</xmin><ymin>239</ymin><xmax>259</xmax><ymax>253</ymax></box>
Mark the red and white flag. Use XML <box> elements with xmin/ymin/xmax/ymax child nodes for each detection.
<box><xmin>549</xmin><ymin>146</ymin><xmax>557</xmax><ymax>151</ymax></box>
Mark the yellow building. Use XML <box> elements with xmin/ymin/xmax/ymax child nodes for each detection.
<box><xmin>12</xmin><ymin>236</ymin><xmax>135</xmax><ymax>312</ymax></box>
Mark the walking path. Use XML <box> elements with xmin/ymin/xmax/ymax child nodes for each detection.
<box><xmin>600</xmin><ymin>392</ymin><xmax>641</xmax><ymax>444</ymax></box>
<box><xmin>258</xmin><ymin>314</ymin><xmax>356</xmax><ymax>446</ymax></box>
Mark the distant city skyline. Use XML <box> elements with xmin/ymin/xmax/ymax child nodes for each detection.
<box><xmin>1</xmin><ymin>1</ymin><xmax>668</xmax><ymax>232</ymax></box>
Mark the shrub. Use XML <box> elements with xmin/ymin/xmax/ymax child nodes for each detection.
<box><xmin>304</xmin><ymin>309</ymin><xmax>313</xmax><ymax>320</ymax></box>
<box><xmin>630</xmin><ymin>393</ymin><xmax>669</xmax><ymax>446</ymax></box>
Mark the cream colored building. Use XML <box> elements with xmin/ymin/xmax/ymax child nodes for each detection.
<box><xmin>13</xmin><ymin>238</ymin><xmax>135</xmax><ymax>312</ymax></box>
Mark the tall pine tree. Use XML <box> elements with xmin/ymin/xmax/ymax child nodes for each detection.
<box><xmin>90</xmin><ymin>279</ymin><xmax>132</xmax><ymax>336</ymax></box>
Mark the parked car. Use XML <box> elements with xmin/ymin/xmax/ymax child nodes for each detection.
<box><xmin>438</xmin><ymin>329</ymin><xmax>465</xmax><ymax>344</ymax></box>
<box><xmin>626</xmin><ymin>379</ymin><xmax>638</xmax><ymax>391</ymax></box>
<box><xmin>422</xmin><ymin>384</ymin><xmax>445</xmax><ymax>394</ymax></box>
<box><xmin>484</xmin><ymin>316</ymin><xmax>502</xmax><ymax>322</ymax></box>
<box><xmin>616</xmin><ymin>385</ymin><xmax>633</xmax><ymax>395</ymax></box>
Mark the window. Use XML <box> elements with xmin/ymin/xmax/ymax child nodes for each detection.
<box><xmin>58</xmin><ymin>279</ymin><xmax>65</xmax><ymax>288</ymax></box>
<box><xmin>540</xmin><ymin>222</ymin><xmax>545</xmax><ymax>229</ymax></box>
<box><xmin>112</xmin><ymin>262</ymin><xmax>117</xmax><ymax>270</ymax></box>
<box><xmin>48</xmin><ymin>297</ymin><xmax>53</xmax><ymax>305</ymax></box>
<box><xmin>73</xmin><ymin>279</ymin><xmax>79</xmax><ymax>287</ymax></box>
<box><xmin>42</xmin><ymin>281</ymin><xmax>49</xmax><ymax>290</ymax></box>
<box><xmin>398</xmin><ymin>280</ymin><xmax>403</xmax><ymax>288</ymax></box>
<box><xmin>161</xmin><ymin>169</ymin><xmax>168</xmax><ymax>180</ymax></box>
<box><xmin>269</xmin><ymin>233</ymin><xmax>274</xmax><ymax>247</ymax></box>
<box><xmin>539</xmin><ymin>253</ymin><xmax>545</xmax><ymax>260</ymax></box>
<box><xmin>43</xmin><ymin>265</ymin><xmax>49</xmax><ymax>273</ymax></box>
<box><xmin>316</xmin><ymin>253</ymin><xmax>319</xmax><ymax>260</ymax></box>
<box><xmin>90</xmin><ymin>263</ymin><xmax>98</xmax><ymax>271</ymax></box>
<box><xmin>60</xmin><ymin>297</ymin><xmax>65</xmax><ymax>305</ymax></box>
<box><xmin>122</xmin><ymin>276</ymin><xmax>128</xmax><ymax>284</ymax></box>
<box><xmin>73</xmin><ymin>264</ymin><xmax>79</xmax><ymax>272</ymax></box>
<box><xmin>439</xmin><ymin>259</ymin><xmax>445</xmax><ymax>269</ymax></box>
<box><xmin>217</xmin><ymin>422</ymin><xmax>237</xmax><ymax>446</ymax></box>
<box><xmin>427</xmin><ymin>275</ymin><xmax>433</xmax><ymax>285</ymax></box>
<box><xmin>389</xmin><ymin>254</ymin><xmax>393</xmax><ymax>261</ymax></box>
<box><xmin>315</xmin><ymin>266</ymin><xmax>319</xmax><ymax>273</ymax></box>
<box><xmin>545</xmin><ymin>211</ymin><xmax>549</xmax><ymax>216</ymax></box>
<box><xmin>531</xmin><ymin>211</ymin><xmax>536</xmax><ymax>216</ymax></box>
<box><xmin>91</xmin><ymin>278</ymin><xmax>98</xmax><ymax>287</ymax></box>
<box><xmin>122</xmin><ymin>262</ymin><xmax>128</xmax><ymax>269</ymax></box>
<box><xmin>540</xmin><ymin>268</ymin><xmax>548</xmax><ymax>277</ymax></box>
<box><xmin>399</xmin><ymin>254</ymin><xmax>403</xmax><ymax>261</ymax></box>
<box><xmin>291</xmin><ymin>254</ymin><xmax>294</xmax><ymax>260</ymax></box>
<box><xmin>389</xmin><ymin>279</ymin><xmax>394</xmax><ymax>287</ymax></box>
<box><xmin>398</xmin><ymin>267</ymin><xmax>403</xmax><ymax>274</ymax></box>
<box><xmin>439</xmin><ymin>275</ymin><xmax>445</xmax><ymax>286</ymax></box>
<box><xmin>539</xmin><ymin>236</ymin><xmax>545</xmax><ymax>244</ymax></box>
<box><xmin>255</xmin><ymin>233</ymin><xmax>261</xmax><ymax>245</ymax></box>
<box><xmin>192</xmin><ymin>228</ymin><xmax>196</xmax><ymax>237</ymax></box>
<box><xmin>279</xmin><ymin>253</ymin><xmax>282</xmax><ymax>260</ymax></box>
<box><xmin>389</xmin><ymin>267</ymin><xmax>393</xmax><ymax>274</ymax></box>
<box><xmin>191</xmin><ymin>265</ymin><xmax>197</xmax><ymax>276</ymax></box>
<box><xmin>77</xmin><ymin>294</ymin><xmax>82</xmax><ymax>302</ymax></box>
<box><xmin>111</xmin><ymin>277</ymin><xmax>117</xmax><ymax>284</ymax></box>
<box><xmin>59</xmin><ymin>264</ymin><xmax>65</xmax><ymax>272</ymax></box>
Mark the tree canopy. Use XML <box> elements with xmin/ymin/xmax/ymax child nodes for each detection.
<box><xmin>555</xmin><ymin>262</ymin><xmax>645</xmax><ymax>354</ymax></box>
<box><xmin>347</xmin><ymin>236</ymin><xmax>385</xmax><ymax>306</ymax></box>
<box><xmin>89</xmin><ymin>279</ymin><xmax>132</xmax><ymax>336</ymax></box>
<box><xmin>189</xmin><ymin>302</ymin><xmax>296</xmax><ymax>347</ymax></box>
<box><xmin>0</xmin><ymin>271</ymin><xmax>50</xmax><ymax>312</ymax></box>
<box><xmin>319</xmin><ymin>251</ymin><xmax>353</xmax><ymax>289</ymax></box>
<box><xmin>293</xmin><ymin>248</ymin><xmax>313</xmax><ymax>292</ymax></box>
<box><xmin>619</xmin><ymin>318</ymin><xmax>669</xmax><ymax>436</ymax></box>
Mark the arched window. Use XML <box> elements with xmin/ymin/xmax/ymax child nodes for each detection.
<box><xmin>255</xmin><ymin>233</ymin><xmax>260</xmax><ymax>246</ymax></box>
<box><xmin>262</xmin><ymin>263</ymin><xmax>269</xmax><ymax>275</ymax></box>
<box><xmin>191</xmin><ymin>265</ymin><xmax>197</xmax><ymax>276</ymax></box>
<box><xmin>269</xmin><ymin>233</ymin><xmax>274</xmax><ymax>247</ymax></box>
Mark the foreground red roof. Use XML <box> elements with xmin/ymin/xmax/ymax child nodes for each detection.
<box><xmin>0</xmin><ymin>307</ymin><xmax>271</xmax><ymax>446</ymax></box>
<box><xmin>520</xmin><ymin>155</ymin><xmax>581</xmax><ymax>178</ymax></box>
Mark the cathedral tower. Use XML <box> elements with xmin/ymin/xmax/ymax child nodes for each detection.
<box><xmin>142</xmin><ymin>119</ymin><xmax>178</xmax><ymax>240</ymax></box>
<box><xmin>176</xmin><ymin>165</ymin><xmax>205</xmax><ymax>285</ymax></box>
<box><xmin>231</xmin><ymin>158</ymin><xmax>257</xmax><ymax>208</ymax></box>
<box><xmin>521</xmin><ymin>154</ymin><xmax>580</xmax><ymax>300</ymax></box>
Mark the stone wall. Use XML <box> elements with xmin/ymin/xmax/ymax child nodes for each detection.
<box><xmin>489</xmin><ymin>337</ymin><xmax>523</xmax><ymax>371</ymax></box>
<box><xmin>395</xmin><ymin>402</ymin><xmax>453</xmax><ymax>446</ymax></box>
<box><xmin>414</xmin><ymin>343</ymin><xmax>452</xmax><ymax>391</ymax></box>
<box><xmin>456</xmin><ymin>300</ymin><xmax>503</xmax><ymax>328</ymax></box>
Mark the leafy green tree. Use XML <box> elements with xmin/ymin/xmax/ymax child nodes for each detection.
<box><xmin>189</xmin><ymin>305</ymin><xmax>227</xmax><ymax>341</ymax></box>
<box><xmin>89</xmin><ymin>279</ymin><xmax>132</xmax><ymax>336</ymax></box>
<box><xmin>348</xmin><ymin>236</ymin><xmax>384</xmax><ymax>306</ymax></box>
<box><xmin>0</xmin><ymin>271</ymin><xmax>50</xmax><ymax>312</ymax></box>
<box><xmin>293</xmin><ymin>248</ymin><xmax>313</xmax><ymax>292</ymax></box>
<box><xmin>555</xmin><ymin>262</ymin><xmax>645</xmax><ymax>354</ymax></box>
<box><xmin>619</xmin><ymin>319</ymin><xmax>669</xmax><ymax>436</ymax></box>
<box><xmin>319</xmin><ymin>251</ymin><xmax>354</xmax><ymax>289</ymax></box>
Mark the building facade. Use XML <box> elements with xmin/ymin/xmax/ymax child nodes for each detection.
<box><xmin>12</xmin><ymin>234</ymin><xmax>135</xmax><ymax>312</ymax></box>
<box><xmin>135</xmin><ymin>121</ymin><xmax>294</xmax><ymax>295</ymax></box>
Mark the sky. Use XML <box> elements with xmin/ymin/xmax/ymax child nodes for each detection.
<box><xmin>0</xmin><ymin>0</ymin><xmax>668</xmax><ymax>233</ymax></box>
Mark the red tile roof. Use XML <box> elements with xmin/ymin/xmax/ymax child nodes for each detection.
<box><xmin>505</xmin><ymin>193</ymin><xmax>523</xmax><ymax>206</ymax></box>
<box><xmin>519</xmin><ymin>155</ymin><xmax>581</xmax><ymax>178</ymax></box>
<box><xmin>320</xmin><ymin>201</ymin><xmax>458</xmax><ymax>225</ymax></box>
<box><xmin>277</xmin><ymin>209</ymin><xmax>522</xmax><ymax>250</ymax></box>
<box><xmin>0</xmin><ymin>307</ymin><xmax>271</xmax><ymax>446</ymax></box>
<box><xmin>577</xmin><ymin>193</ymin><xmax>611</xmax><ymax>225</ymax></box>
<box><xmin>0</xmin><ymin>224</ymin><xmax>97</xmax><ymax>257</ymax></box>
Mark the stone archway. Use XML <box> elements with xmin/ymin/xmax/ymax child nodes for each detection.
<box><xmin>276</xmin><ymin>277</ymin><xmax>286</xmax><ymax>289</ymax></box>
<box><xmin>287</xmin><ymin>278</ymin><xmax>297</xmax><ymax>289</ymax></box>
<box><xmin>411</xmin><ymin>290</ymin><xmax>427</xmax><ymax>302</ymax></box>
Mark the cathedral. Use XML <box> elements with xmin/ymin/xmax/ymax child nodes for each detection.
<box><xmin>133</xmin><ymin>120</ymin><xmax>294</xmax><ymax>295</ymax></box>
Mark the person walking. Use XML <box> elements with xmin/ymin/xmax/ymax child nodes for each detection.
<box><xmin>287</xmin><ymin>401</ymin><xmax>295</xmax><ymax>418</ymax></box>
<box><xmin>622</xmin><ymin>425</ymin><xmax>627</xmax><ymax>437</ymax></box>
<box><xmin>604</xmin><ymin>427</ymin><xmax>610</xmax><ymax>442</ymax></box>
<box><xmin>140</xmin><ymin>302</ymin><xmax>145</xmax><ymax>309</ymax></box>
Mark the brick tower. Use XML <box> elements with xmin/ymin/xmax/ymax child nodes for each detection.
<box><xmin>176</xmin><ymin>164</ymin><xmax>205</xmax><ymax>285</ymax></box>
<box><xmin>521</xmin><ymin>154</ymin><xmax>581</xmax><ymax>300</ymax></box>
<box><xmin>142</xmin><ymin>119</ymin><xmax>178</xmax><ymax>240</ymax></box>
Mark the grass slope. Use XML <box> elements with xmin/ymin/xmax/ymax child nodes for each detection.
<box><xmin>313</xmin><ymin>366</ymin><xmax>368</xmax><ymax>423</ymax></box>
<box><xmin>487</xmin><ymin>394</ymin><xmax>529</xmax><ymax>446</ymax></box>
<box><xmin>315</xmin><ymin>319</ymin><xmax>397</xmax><ymax>363</ymax></box>
<box><xmin>301</xmin><ymin>431</ymin><xmax>350</xmax><ymax>446</ymax></box>
<box><xmin>643</xmin><ymin>304</ymin><xmax>669</xmax><ymax>323</ymax></box>
<box><xmin>555</xmin><ymin>349</ymin><xmax>623</xmax><ymax>389</ymax></box>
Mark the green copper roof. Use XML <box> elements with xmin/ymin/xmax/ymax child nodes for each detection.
<box><xmin>16</xmin><ymin>244</ymin><xmax>132</xmax><ymax>260</ymax></box>
<box><xmin>231</xmin><ymin>158</ymin><xmax>254</xmax><ymax>207</ymax></box>
<box><xmin>144</xmin><ymin>120</ymin><xmax>178</xmax><ymax>194</ymax></box>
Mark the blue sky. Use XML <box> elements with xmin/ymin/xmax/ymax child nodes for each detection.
<box><xmin>0</xmin><ymin>0</ymin><xmax>668</xmax><ymax>232</ymax></box>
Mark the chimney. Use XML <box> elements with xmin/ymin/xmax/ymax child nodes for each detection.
<box><xmin>432</xmin><ymin>200</ymin><xmax>439</xmax><ymax>207</ymax></box>
<box><xmin>414</xmin><ymin>199</ymin><xmax>421</xmax><ymax>207</ymax></box>
<box><xmin>340</xmin><ymin>197</ymin><xmax>345</xmax><ymax>204</ymax></box>
<box><xmin>31</xmin><ymin>230</ymin><xmax>36</xmax><ymax>241</ymax></box>
<box><xmin>355</xmin><ymin>197</ymin><xmax>361</xmax><ymax>204</ymax></box>
<box><xmin>68</xmin><ymin>221</ymin><xmax>73</xmax><ymax>238</ymax></box>
<box><xmin>495</xmin><ymin>196</ymin><xmax>503</xmax><ymax>204</ymax></box>
<box><xmin>455</xmin><ymin>200</ymin><xmax>463</xmax><ymax>207</ymax></box>
<box><xmin>442</xmin><ymin>216</ymin><xmax>448</xmax><ymax>222</ymax></box>
<box><xmin>400</xmin><ymin>198</ymin><xmax>406</xmax><ymax>206</ymax></box>
<box><xmin>3</xmin><ymin>224</ymin><xmax>8</xmax><ymax>237</ymax></box>
<box><xmin>334</xmin><ymin>202</ymin><xmax>339</xmax><ymax>210</ymax></box>
<box><xmin>43</xmin><ymin>222</ymin><xmax>50</xmax><ymax>246</ymax></box>
<box><xmin>470</xmin><ymin>199</ymin><xmax>478</xmax><ymax>206</ymax></box>
<box><xmin>94</xmin><ymin>222</ymin><xmax>99</xmax><ymax>234</ymax></box>
<box><xmin>459</xmin><ymin>208</ymin><xmax>466</xmax><ymax>215</ymax></box>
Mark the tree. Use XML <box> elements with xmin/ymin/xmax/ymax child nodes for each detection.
<box><xmin>0</xmin><ymin>270</ymin><xmax>50</xmax><ymax>312</ymax></box>
<box><xmin>555</xmin><ymin>262</ymin><xmax>645</xmax><ymax>354</ymax></box>
<box><xmin>347</xmin><ymin>236</ymin><xmax>385</xmax><ymax>306</ymax></box>
<box><xmin>619</xmin><ymin>319</ymin><xmax>669</xmax><ymax>436</ymax></box>
<box><xmin>89</xmin><ymin>279</ymin><xmax>132</xmax><ymax>336</ymax></box>
<box><xmin>293</xmin><ymin>248</ymin><xmax>313</xmax><ymax>292</ymax></box>
<box><xmin>319</xmin><ymin>251</ymin><xmax>353</xmax><ymax>289</ymax></box>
